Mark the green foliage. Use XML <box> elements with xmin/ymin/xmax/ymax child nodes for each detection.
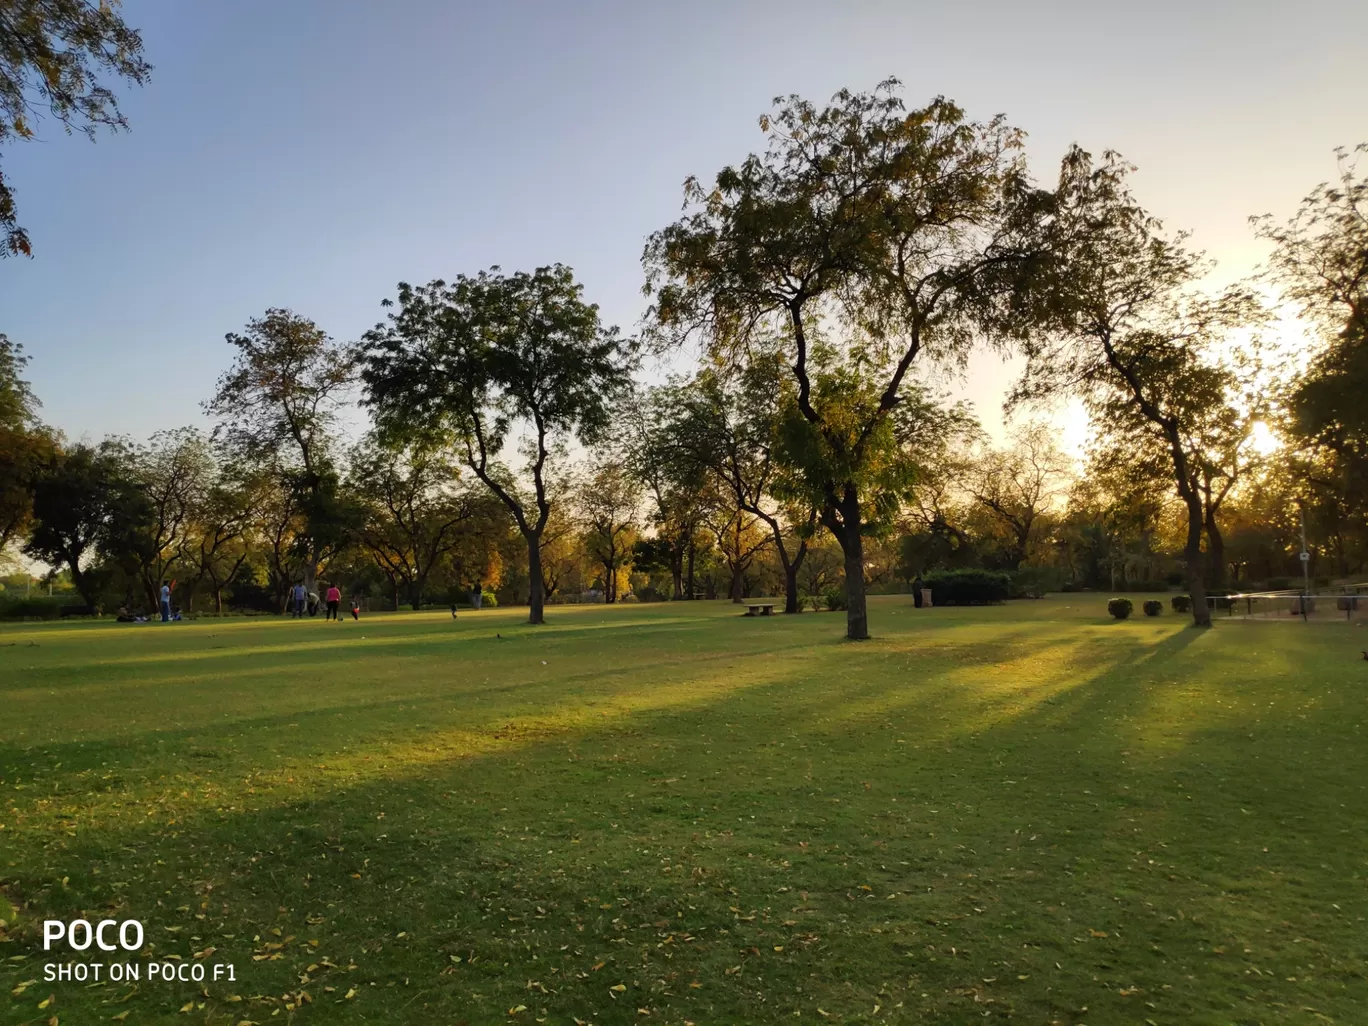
<box><xmin>1258</xmin><ymin>146</ymin><xmax>1368</xmax><ymax>574</ymax></box>
<box><xmin>822</xmin><ymin>585</ymin><xmax>847</xmax><ymax>611</ymax></box>
<box><xmin>1143</xmin><ymin>600</ymin><xmax>1163</xmax><ymax>617</ymax></box>
<box><xmin>0</xmin><ymin>595</ymin><xmax>61</xmax><ymax>619</ymax></box>
<box><xmin>1171</xmin><ymin>594</ymin><xmax>1192</xmax><ymax>613</ymax></box>
<box><xmin>480</xmin><ymin>588</ymin><xmax>498</xmax><ymax>609</ymax></box>
<box><xmin>361</xmin><ymin>265</ymin><xmax>637</xmax><ymax>623</ymax></box>
<box><xmin>644</xmin><ymin>79</ymin><xmax>1056</xmax><ymax>639</ymax></box>
<box><xmin>0</xmin><ymin>0</ymin><xmax>152</xmax><ymax>256</ymax></box>
<box><xmin>923</xmin><ymin>568</ymin><xmax>1011</xmax><ymax>605</ymax></box>
<box><xmin>1107</xmin><ymin>597</ymin><xmax>1134</xmax><ymax>619</ymax></box>
<box><xmin>23</xmin><ymin>440</ymin><xmax>149</xmax><ymax>606</ymax></box>
<box><xmin>0</xmin><ymin>337</ymin><xmax>57</xmax><ymax>548</ymax></box>
<box><xmin>1010</xmin><ymin>566</ymin><xmax>1061</xmax><ymax>599</ymax></box>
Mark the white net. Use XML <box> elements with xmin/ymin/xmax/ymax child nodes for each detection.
<box><xmin>1215</xmin><ymin>586</ymin><xmax>1368</xmax><ymax>623</ymax></box>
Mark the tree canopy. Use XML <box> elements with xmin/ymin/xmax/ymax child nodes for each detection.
<box><xmin>360</xmin><ymin>264</ymin><xmax>637</xmax><ymax>624</ymax></box>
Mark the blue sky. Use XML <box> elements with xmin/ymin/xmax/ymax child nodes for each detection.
<box><xmin>1</xmin><ymin>0</ymin><xmax>1364</xmax><ymax>445</ymax></box>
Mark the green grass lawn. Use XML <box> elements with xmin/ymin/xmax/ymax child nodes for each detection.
<box><xmin>1</xmin><ymin>595</ymin><xmax>1365</xmax><ymax>1025</ymax></box>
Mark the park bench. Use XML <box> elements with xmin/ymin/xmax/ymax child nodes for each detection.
<box><xmin>745</xmin><ymin>602</ymin><xmax>775</xmax><ymax>617</ymax></box>
<box><xmin>59</xmin><ymin>604</ymin><xmax>97</xmax><ymax>618</ymax></box>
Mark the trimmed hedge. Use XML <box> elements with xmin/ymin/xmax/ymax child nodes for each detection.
<box><xmin>1108</xmin><ymin>597</ymin><xmax>1134</xmax><ymax>620</ymax></box>
<box><xmin>1143</xmin><ymin>600</ymin><xmax>1163</xmax><ymax>617</ymax></box>
<box><xmin>1171</xmin><ymin>595</ymin><xmax>1191</xmax><ymax>613</ymax></box>
<box><xmin>923</xmin><ymin>569</ymin><xmax>1010</xmax><ymax>606</ymax></box>
<box><xmin>0</xmin><ymin>597</ymin><xmax>63</xmax><ymax>620</ymax></box>
<box><xmin>823</xmin><ymin>586</ymin><xmax>848</xmax><ymax>611</ymax></box>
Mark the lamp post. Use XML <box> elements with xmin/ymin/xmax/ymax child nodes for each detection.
<box><xmin>1297</xmin><ymin>501</ymin><xmax>1311</xmax><ymax>622</ymax></box>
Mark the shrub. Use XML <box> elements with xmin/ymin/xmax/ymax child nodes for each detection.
<box><xmin>480</xmin><ymin>589</ymin><xmax>498</xmax><ymax>609</ymax></box>
<box><xmin>823</xmin><ymin>586</ymin><xmax>847</xmax><ymax>611</ymax></box>
<box><xmin>1107</xmin><ymin>597</ymin><xmax>1133</xmax><ymax>620</ymax></box>
<box><xmin>1171</xmin><ymin>595</ymin><xmax>1191</xmax><ymax>613</ymax></box>
<box><xmin>1010</xmin><ymin>567</ymin><xmax>1060</xmax><ymax>599</ymax></box>
<box><xmin>922</xmin><ymin>569</ymin><xmax>1011</xmax><ymax>605</ymax></box>
<box><xmin>0</xmin><ymin>597</ymin><xmax>62</xmax><ymax>620</ymax></box>
<box><xmin>1142</xmin><ymin>600</ymin><xmax>1163</xmax><ymax>617</ymax></box>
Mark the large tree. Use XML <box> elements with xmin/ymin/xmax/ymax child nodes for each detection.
<box><xmin>182</xmin><ymin>462</ymin><xmax>255</xmax><ymax>613</ymax></box>
<box><xmin>350</xmin><ymin>433</ymin><xmax>498</xmax><ymax>610</ymax></box>
<box><xmin>1014</xmin><ymin>149</ymin><xmax>1263</xmax><ymax>626</ymax></box>
<box><xmin>1256</xmin><ymin>144</ymin><xmax>1368</xmax><ymax>571</ymax></box>
<box><xmin>623</xmin><ymin>387</ymin><xmax>711</xmax><ymax>601</ymax></box>
<box><xmin>669</xmin><ymin>357</ymin><xmax>815</xmax><ymax>613</ymax></box>
<box><xmin>576</xmin><ymin>460</ymin><xmax>640</xmax><ymax>604</ymax></box>
<box><xmin>23</xmin><ymin>439</ymin><xmax>142</xmax><ymax>606</ymax></box>
<box><xmin>117</xmin><ymin>427</ymin><xmax>214</xmax><ymax>609</ymax></box>
<box><xmin>206</xmin><ymin>309</ymin><xmax>356</xmax><ymax>593</ymax></box>
<box><xmin>360</xmin><ymin>264</ymin><xmax>636</xmax><ymax>625</ymax></box>
<box><xmin>967</xmin><ymin>422</ymin><xmax>1072</xmax><ymax>571</ymax></box>
<box><xmin>644</xmin><ymin>80</ymin><xmax>1054</xmax><ymax>639</ymax></box>
<box><xmin>0</xmin><ymin>335</ymin><xmax>55</xmax><ymax>548</ymax></box>
<box><xmin>0</xmin><ymin>0</ymin><xmax>151</xmax><ymax>257</ymax></box>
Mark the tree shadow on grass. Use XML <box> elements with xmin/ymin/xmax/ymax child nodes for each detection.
<box><xmin>4</xmin><ymin>610</ymin><xmax>1365</xmax><ymax>1024</ymax></box>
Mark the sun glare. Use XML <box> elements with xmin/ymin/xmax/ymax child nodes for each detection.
<box><xmin>1250</xmin><ymin>419</ymin><xmax>1281</xmax><ymax>456</ymax></box>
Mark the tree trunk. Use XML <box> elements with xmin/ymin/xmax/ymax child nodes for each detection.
<box><xmin>670</xmin><ymin>550</ymin><xmax>684</xmax><ymax>601</ymax></box>
<box><xmin>1183</xmin><ymin>495</ymin><xmax>1211</xmax><ymax>627</ymax></box>
<box><xmin>69</xmin><ymin>561</ymin><xmax>98</xmax><ymax>608</ymax></box>
<box><xmin>784</xmin><ymin>562</ymin><xmax>802</xmax><ymax>613</ymax></box>
<box><xmin>829</xmin><ymin>489</ymin><xmax>869</xmax><ymax>640</ymax></box>
<box><xmin>526</xmin><ymin>531</ymin><xmax>546</xmax><ymax>624</ymax></box>
<box><xmin>685</xmin><ymin>537</ymin><xmax>696</xmax><ymax>600</ymax></box>
<box><xmin>213</xmin><ymin>586</ymin><xmax>223</xmax><ymax>614</ymax></box>
<box><xmin>729</xmin><ymin>563</ymin><xmax>744</xmax><ymax>603</ymax></box>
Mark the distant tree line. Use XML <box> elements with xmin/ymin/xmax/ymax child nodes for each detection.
<box><xmin>1</xmin><ymin>81</ymin><xmax>1364</xmax><ymax>634</ymax></box>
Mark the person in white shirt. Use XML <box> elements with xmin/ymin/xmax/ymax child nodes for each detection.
<box><xmin>160</xmin><ymin>581</ymin><xmax>171</xmax><ymax>623</ymax></box>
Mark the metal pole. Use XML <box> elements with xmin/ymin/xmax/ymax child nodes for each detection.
<box><xmin>1298</xmin><ymin>504</ymin><xmax>1311</xmax><ymax>622</ymax></box>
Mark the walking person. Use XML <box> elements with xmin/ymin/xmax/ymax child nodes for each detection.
<box><xmin>912</xmin><ymin>573</ymin><xmax>925</xmax><ymax>609</ymax></box>
<box><xmin>349</xmin><ymin>596</ymin><xmax>361</xmax><ymax>621</ymax></box>
<box><xmin>325</xmin><ymin>583</ymin><xmax>341</xmax><ymax>620</ymax></box>
<box><xmin>291</xmin><ymin>581</ymin><xmax>307</xmax><ymax>618</ymax></box>
<box><xmin>159</xmin><ymin>580</ymin><xmax>172</xmax><ymax>623</ymax></box>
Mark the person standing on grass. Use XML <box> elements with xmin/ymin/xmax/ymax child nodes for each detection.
<box><xmin>292</xmin><ymin>581</ymin><xmax>307</xmax><ymax>618</ymax></box>
<box><xmin>307</xmin><ymin>588</ymin><xmax>320</xmax><ymax>616</ymax></box>
<box><xmin>350</xmin><ymin>596</ymin><xmax>360</xmax><ymax>621</ymax></box>
<box><xmin>159</xmin><ymin>581</ymin><xmax>172</xmax><ymax>622</ymax></box>
<box><xmin>325</xmin><ymin>583</ymin><xmax>341</xmax><ymax>620</ymax></box>
<box><xmin>912</xmin><ymin>573</ymin><xmax>924</xmax><ymax>609</ymax></box>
